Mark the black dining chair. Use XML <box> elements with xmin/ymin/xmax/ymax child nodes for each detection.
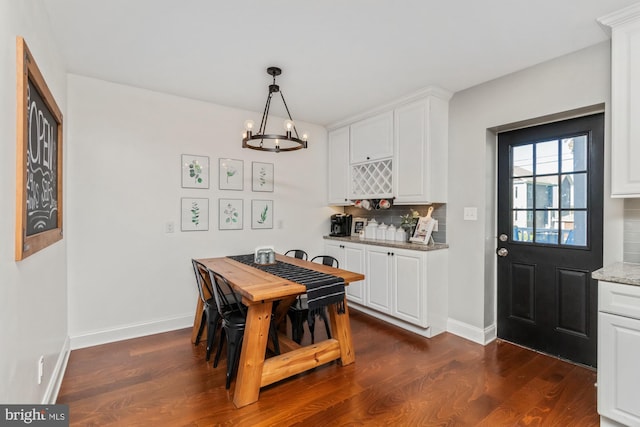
<box><xmin>208</xmin><ymin>270</ymin><xmax>281</xmax><ymax>389</ymax></box>
<box><xmin>287</xmin><ymin>255</ymin><xmax>338</xmax><ymax>344</ymax></box>
<box><xmin>284</xmin><ymin>249</ymin><xmax>308</xmax><ymax>260</ymax></box>
<box><xmin>191</xmin><ymin>259</ymin><xmax>222</xmax><ymax>362</ymax></box>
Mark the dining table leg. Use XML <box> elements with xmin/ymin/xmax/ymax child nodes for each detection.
<box><xmin>191</xmin><ymin>297</ymin><xmax>205</xmax><ymax>344</ymax></box>
<box><xmin>328</xmin><ymin>295</ymin><xmax>356</xmax><ymax>366</ymax></box>
<box><xmin>233</xmin><ymin>300</ymin><xmax>273</xmax><ymax>408</ymax></box>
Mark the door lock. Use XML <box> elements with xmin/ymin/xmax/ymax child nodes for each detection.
<box><xmin>497</xmin><ymin>248</ymin><xmax>508</xmax><ymax>257</ymax></box>
<box><xmin>499</xmin><ymin>234</ymin><xmax>508</xmax><ymax>242</ymax></box>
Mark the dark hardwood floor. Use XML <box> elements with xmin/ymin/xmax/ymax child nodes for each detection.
<box><xmin>58</xmin><ymin>310</ymin><xmax>599</xmax><ymax>426</ymax></box>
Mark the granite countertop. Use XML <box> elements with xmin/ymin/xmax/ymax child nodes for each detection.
<box><xmin>323</xmin><ymin>235</ymin><xmax>449</xmax><ymax>252</ymax></box>
<box><xmin>593</xmin><ymin>262</ymin><xmax>640</xmax><ymax>287</ymax></box>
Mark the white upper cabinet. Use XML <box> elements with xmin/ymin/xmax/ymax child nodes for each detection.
<box><xmin>393</xmin><ymin>93</ymin><xmax>450</xmax><ymax>204</ymax></box>
<box><xmin>349</xmin><ymin>111</ymin><xmax>394</xmax><ymax>164</ymax></box>
<box><xmin>327</xmin><ymin>126</ymin><xmax>351</xmax><ymax>205</ymax></box>
<box><xmin>599</xmin><ymin>4</ymin><xmax>640</xmax><ymax>197</ymax></box>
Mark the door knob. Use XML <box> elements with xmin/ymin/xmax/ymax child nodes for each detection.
<box><xmin>499</xmin><ymin>234</ymin><xmax>508</xmax><ymax>242</ymax></box>
<box><xmin>497</xmin><ymin>248</ymin><xmax>508</xmax><ymax>257</ymax></box>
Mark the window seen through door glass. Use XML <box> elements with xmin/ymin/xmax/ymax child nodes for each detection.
<box><xmin>510</xmin><ymin>135</ymin><xmax>588</xmax><ymax>247</ymax></box>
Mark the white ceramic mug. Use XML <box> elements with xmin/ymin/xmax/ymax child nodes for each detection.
<box><xmin>379</xmin><ymin>199</ymin><xmax>391</xmax><ymax>209</ymax></box>
<box><xmin>361</xmin><ymin>199</ymin><xmax>372</xmax><ymax>210</ymax></box>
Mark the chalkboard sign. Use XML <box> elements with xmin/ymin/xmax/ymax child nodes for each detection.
<box><xmin>26</xmin><ymin>77</ymin><xmax>59</xmax><ymax>235</ymax></box>
<box><xmin>15</xmin><ymin>37</ymin><xmax>64</xmax><ymax>261</ymax></box>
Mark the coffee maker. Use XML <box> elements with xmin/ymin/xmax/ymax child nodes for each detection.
<box><xmin>330</xmin><ymin>214</ymin><xmax>352</xmax><ymax>237</ymax></box>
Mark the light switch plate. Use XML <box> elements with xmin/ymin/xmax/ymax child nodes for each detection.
<box><xmin>463</xmin><ymin>207</ymin><xmax>478</xmax><ymax>221</ymax></box>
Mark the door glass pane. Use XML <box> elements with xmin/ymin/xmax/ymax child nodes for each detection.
<box><xmin>535</xmin><ymin>210</ymin><xmax>559</xmax><ymax>244</ymax></box>
<box><xmin>535</xmin><ymin>175</ymin><xmax>558</xmax><ymax>209</ymax></box>
<box><xmin>512</xmin><ymin>177</ymin><xmax>533</xmax><ymax>209</ymax></box>
<box><xmin>562</xmin><ymin>211</ymin><xmax>586</xmax><ymax>246</ymax></box>
<box><xmin>561</xmin><ymin>136</ymin><xmax>587</xmax><ymax>172</ymax></box>
<box><xmin>561</xmin><ymin>173</ymin><xmax>587</xmax><ymax>209</ymax></box>
<box><xmin>513</xmin><ymin>144</ymin><xmax>533</xmax><ymax>177</ymax></box>
<box><xmin>536</xmin><ymin>140</ymin><xmax>558</xmax><ymax>175</ymax></box>
<box><xmin>513</xmin><ymin>211</ymin><xmax>533</xmax><ymax>242</ymax></box>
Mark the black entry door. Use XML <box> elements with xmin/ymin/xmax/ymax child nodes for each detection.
<box><xmin>497</xmin><ymin>113</ymin><xmax>604</xmax><ymax>367</ymax></box>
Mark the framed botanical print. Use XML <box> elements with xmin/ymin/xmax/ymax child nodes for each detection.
<box><xmin>181</xmin><ymin>154</ymin><xmax>209</xmax><ymax>188</ymax></box>
<box><xmin>252</xmin><ymin>162</ymin><xmax>274</xmax><ymax>192</ymax></box>
<box><xmin>181</xmin><ymin>198</ymin><xmax>209</xmax><ymax>231</ymax></box>
<box><xmin>251</xmin><ymin>199</ymin><xmax>273</xmax><ymax>229</ymax></box>
<box><xmin>219</xmin><ymin>158</ymin><xmax>243</xmax><ymax>190</ymax></box>
<box><xmin>219</xmin><ymin>198</ymin><xmax>243</xmax><ymax>230</ymax></box>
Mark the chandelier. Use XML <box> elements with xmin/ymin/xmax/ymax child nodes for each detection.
<box><xmin>242</xmin><ymin>67</ymin><xmax>308</xmax><ymax>152</ymax></box>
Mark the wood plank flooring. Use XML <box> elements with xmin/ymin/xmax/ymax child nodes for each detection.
<box><xmin>57</xmin><ymin>310</ymin><xmax>599</xmax><ymax>426</ymax></box>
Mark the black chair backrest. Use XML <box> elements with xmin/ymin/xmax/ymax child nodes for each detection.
<box><xmin>208</xmin><ymin>270</ymin><xmax>246</xmax><ymax>317</ymax></box>
<box><xmin>284</xmin><ymin>249</ymin><xmax>308</xmax><ymax>260</ymax></box>
<box><xmin>192</xmin><ymin>259</ymin><xmax>213</xmax><ymax>304</ymax></box>
<box><xmin>310</xmin><ymin>255</ymin><xmax>339</xmax><ymax>268</ymax></box>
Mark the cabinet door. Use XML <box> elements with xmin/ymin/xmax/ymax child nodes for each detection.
<box><xmin>350</xmin><ymin>111</ymin><xmax>393</xmax><ymax>164</ymax></box>
<box><xmin>600</xmin><ymin>7</ymin><xmax>640</xmax><ymax>197</ymax></box>
<box><xmin>325</xmin><ymin>241</ymin><xmax>366</xmax><ymax>305</ymax></box>
<box><xmin>392</xmin><ymin>249</ymin><xmax>426</xmax><ymax>326</ymax></box>
<box><xmin>394</xmin><ymin>96</ymin><xmax>448</xmax><ymax>204</ymax></box>
<box><xmin>365</xmin><ymin>247</ymin><xmax>392</xmax><ymax>313</ymax></box>
<box><xmin>327</xmin><ymin>127</ymin><xmax>351</xmax><ymax>205</ymax></box>
<box><xmin>598</xmin><ymin>312</ymin><xmax>640</xmax><ymax>425</ymax></box>
<box><xmin>344</xmin><ymin>244</ymin><xmax>366</xmax><ymax>304</ymax></box>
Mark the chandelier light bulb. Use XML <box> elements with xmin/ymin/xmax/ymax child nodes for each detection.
<box><xmin>275</xmin><ymin>139</ymin><xmax>280</xmax><ymax>147</ymax></box>
<box><xmin>244</xmin><ymin>120</ymin><xmax>255</xmax><ymax>131</ymax></box>
<box><xmin>284</xmin><ymin>120</ymin><xmax>294</xmax><ymax>131</ymax></box>
<box><xmin>302</xmin><ymin>132</ymin><xmax>309</xmax><ymax>141</ymax></box>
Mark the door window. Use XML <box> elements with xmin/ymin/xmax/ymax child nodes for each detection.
<box><xmin>511</xmin><ymin>135</ymin><xmax>588</xmax><ymax>247</ymax></box>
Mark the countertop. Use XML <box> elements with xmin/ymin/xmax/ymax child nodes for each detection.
<box><xmin>324</xmin><ymin>235</ymin><xmax>449</xmax><ymax>252</ymax></box>
<box><xmin>593</xmin><ymin>262</ymin><xmax>640</xmax><ymax>287</ymax></box>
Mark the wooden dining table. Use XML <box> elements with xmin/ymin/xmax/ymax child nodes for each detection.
<box><xmin>194</xmin><ymin>253</ymin><xmax>365</xmax><ymax>408</ymax></box>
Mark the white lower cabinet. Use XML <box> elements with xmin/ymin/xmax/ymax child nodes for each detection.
<box><xmin>598</xmin><ymin>280</ymin><xmax>640</xmax><ymax>427</ymax></box>
<box><xmin>324</xmin><ymin>240</ymin><xmax>366</xmax><ymax>305</ymax></box>
<box><xmin>325</xmin><ymin>240</ymin><xmax>447</xmax><ymax>337</ymax></box>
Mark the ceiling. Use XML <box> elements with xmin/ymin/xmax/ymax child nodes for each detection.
<box><xmin>42</xmin><ymin>0</ymin><xmax>638</xmax><ymax>127</ymax></box>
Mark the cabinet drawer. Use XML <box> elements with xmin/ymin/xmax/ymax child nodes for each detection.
<box><xmin>599</xmin><ymin>280</ymin><xmax>640</xmax><ymax>319</ymax></box>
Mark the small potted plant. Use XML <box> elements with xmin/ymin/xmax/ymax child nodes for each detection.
<box><xmin>399</xmin><ymin>209</ymin><xmax>421</xmax><ymax>240</ymax></box>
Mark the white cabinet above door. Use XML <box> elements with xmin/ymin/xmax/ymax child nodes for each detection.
<box><xmin>349</xmin><ymin>111</ymin><xmax>393</xmax><ymax>164</ymax></box>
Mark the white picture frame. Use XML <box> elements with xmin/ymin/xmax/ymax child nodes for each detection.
<box><xmin>352</xmin><ymin>217</ymin><xmax>368</xmax><ymax>236</ymax></box>
<box><xmin>409</xmin><ymin>215</ymin><xmax>435</xmax><ymax>244</ymax></box>
<box><xmin>219</xmin><ymin>158</ymin><xmax>243</xmax><ymax>190</ymax></box>
<box><xmin>181</xmin><ymin>198</ymin><xmax>209</xmax><ymax>231</ymax></box>
<box><xmin>181</xmin><ymin>154</ymin><xmax>209</xmax><ymax>189</ymax></box>
<box><xmin>219</xmin><ymin>198</ymin><xmax>243</xmax><ymax>230</ymax></box>
<box><xmin>252</xmin><ymin>161</ymin><xmax>274</xmax><ymax>192</ymax></box>
<box><xmin>251</xmin><ymin>199</ymin><xmax>273</xmax><ymax>229</ymax></box>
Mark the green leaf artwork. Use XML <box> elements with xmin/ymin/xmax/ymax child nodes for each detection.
<box><xmin>224</xmin><ymin>203</ymin><xmax>238</xmax><ymax>223</ymax></box>
<box><xmin>189</xmin><ymin>160</ymin><xmax>203</xmax><ymax>184</ymax></box>
<box><xmin>258</xmin><ymin>167</ymin><xmax>267</xmax><ymax>186</ymax></box>
<box><xmin>257</xmin><ymin>204</ymin><xmax>268</xmax><ymax>224</ymax></box>
<box><xmin>226</xmin><ymin>166</ymin><xmax>237</xmax><ymax>184</ymax></box>
<box><xmin>191</xmin><ymin>201</ymin><xmax>200</xmax><ymax>226</ymax></box>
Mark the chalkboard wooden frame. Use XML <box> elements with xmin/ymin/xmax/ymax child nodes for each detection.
<box><xmin>15</xmin><ymin>37</ymin><xmax>64</xmax><ymax>260</ymax></box>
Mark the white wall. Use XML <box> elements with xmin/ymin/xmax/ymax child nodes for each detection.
<box><xmin>447</xmin><ymin>41</ymin><xmax>625</xmax><ymax>341</ymax></box>
<box><xmin>0</xmin><ymin>0</ymin><xmax>68</xmax><ymax>403</ymax></box>
<box><xmin>66</xmin><ymin>75</ymin><xmax>333</xmax><ymax>348</ymax></box>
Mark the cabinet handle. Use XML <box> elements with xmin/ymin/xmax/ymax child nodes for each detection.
<box><xmin>366</xmin><ymin>156</ymin><xmax>371</xmax><ymax>160</ymax></box>
<box><xmin>391</xmin><ymin>252</ymin><xmax>394</xmax><ymax>256</ymax></box>
<box><xmin>340</xmin><ymin>245</ymin><xmax>345</xmax><ymax>249</ymax></box>
<box><xmin>387</xmin><ymin>252</ymin><xmax>391</xmax><ymax>256</ymax></box>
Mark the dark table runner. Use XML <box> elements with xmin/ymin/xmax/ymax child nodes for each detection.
<box><xmin>228</xmin><ymin>254</ymin><xmax>345</xmax><ymax>314</ymax></box>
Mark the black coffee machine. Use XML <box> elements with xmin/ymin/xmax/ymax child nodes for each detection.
<box><xmin>330</xmin><ymin>214</ymin><xmax>352</xmax><ymax>237</ymax></box>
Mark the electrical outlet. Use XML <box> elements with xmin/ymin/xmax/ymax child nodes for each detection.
<box><xmin>165</xmin><ymin>221</ymin><xmax>175</xmax><ymax>233</ymax></box>
<box><xmin>37</xmin><ymin>356</ymin><xmax>43</xmax><ymax>384</ymax></box>
<box><xmin>464</xmin><ymin>207</ymin><xmax>478</xmax><ymax>221</ymax></box>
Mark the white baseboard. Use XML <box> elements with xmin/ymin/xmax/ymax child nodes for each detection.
<box><xmin>446</xmin><ymin>318</ymin><xmax>496</xmax><ymax>345</ymax></box>
<box><xmin>44</xmin><ymin>335</ymin><xmax>70</xmax><ymax>404</ymax></box>
<box><xmin>70</xmin><ymin>314</ymin><xmax>193</xmax><ymax>350</ymax></box>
